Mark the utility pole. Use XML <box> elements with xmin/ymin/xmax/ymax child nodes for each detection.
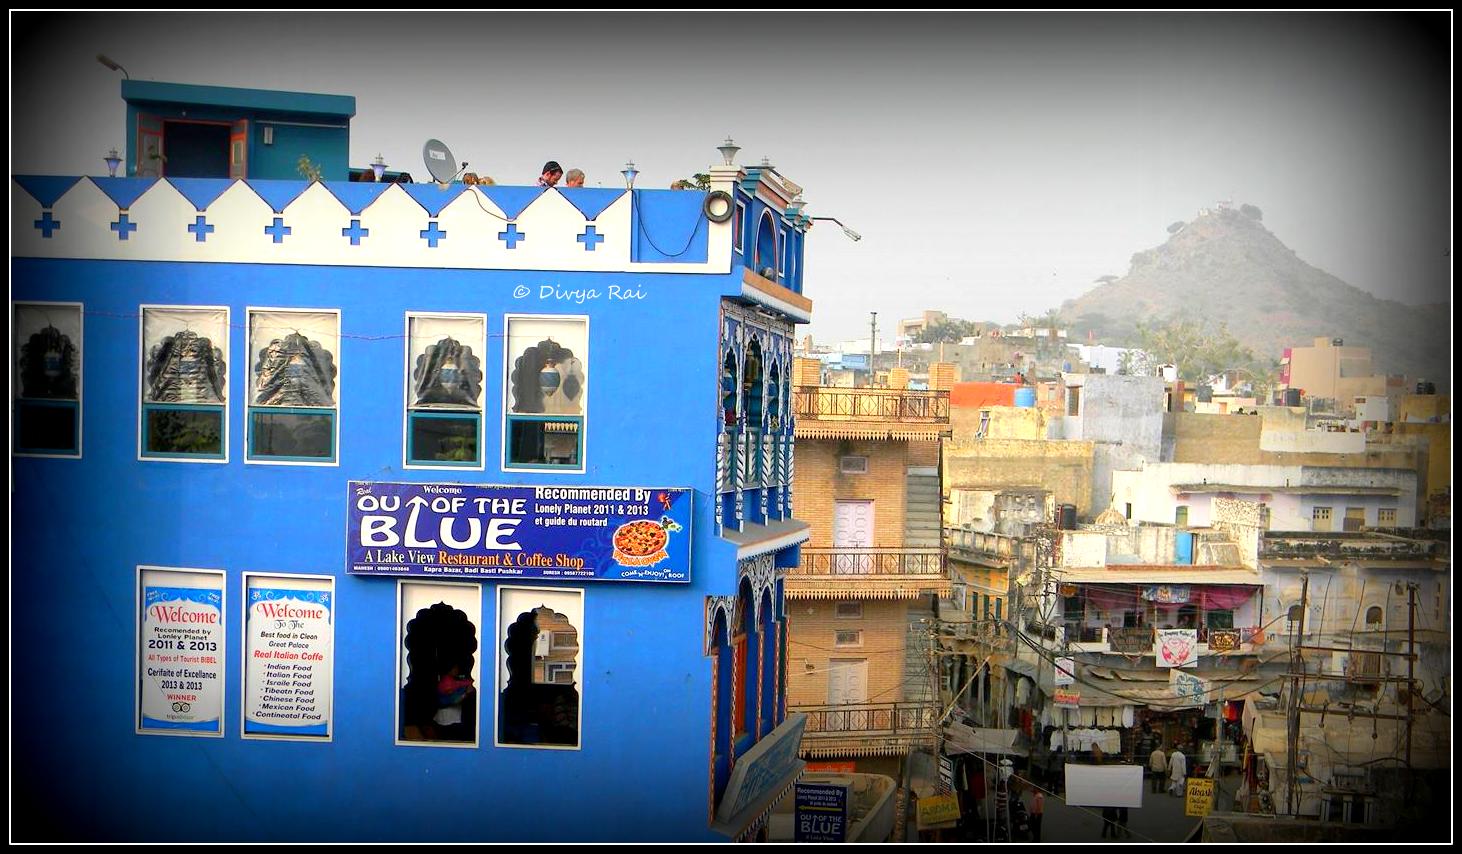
<box><xmin>1286</xmin><ymin>574</ymin><xmax>1309</xmax><ymax>817</ymax></box>
<box><xmin>869</xmin><ymin>311</ymin><xmax>878</xmax><ymax>388</ymax></box>
<box><xmin>1406</xmin><ymin>583</ymin><xmax>1416</xmax><ymax>798</ymax></box>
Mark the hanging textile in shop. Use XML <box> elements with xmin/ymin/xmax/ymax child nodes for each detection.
<box><xmin>1156</xmin><ymin>628</ymin><xmax>1199</xmax><ymax>668</ymax></box>
<box><xmin>1208</xmin><ymin>630</ymin><xmax>1241</xmax><ymax>652</ymax></box>
<box><xmin>1142</xmin><ymin>584</ymin><xmax>1191</xmax><ymax>604</ymax></box>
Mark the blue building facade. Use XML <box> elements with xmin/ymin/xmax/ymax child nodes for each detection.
<box><xmin>11</xmin><ymin>140</ymin><xmax>817</xmax><ymax>839</ymax></box>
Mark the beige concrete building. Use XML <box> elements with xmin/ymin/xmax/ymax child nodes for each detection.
<box><xmin>1280</xmin><ymin>337</ymin><xmax>1388</xmax><ymax>411</ymax></box>
<box><xmin>786</xmin><ymin>358</ymin><xmax>953</xmax><ymax>775</ymax></box>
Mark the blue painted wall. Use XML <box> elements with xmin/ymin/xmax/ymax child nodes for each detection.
<box><xmin>11</xmin><ymin>256</ymin><xmax>772</xmax><ymax>841</ymax></box>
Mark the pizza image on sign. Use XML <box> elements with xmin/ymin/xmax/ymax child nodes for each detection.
<box><xmin>612</xmin><ymin>516</ymin><xmax>684</xmax><ymax>567</ymax></box>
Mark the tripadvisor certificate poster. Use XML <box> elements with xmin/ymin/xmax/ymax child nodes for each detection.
<box><xmin>243</xmin><ymin>576</ymin><xmax>334</xmax><ymax>738</ymax></box>
<box><xmin>138</xmin><ymin>569</ymin><xmax>226</xmax><ymax>736</ymax></box>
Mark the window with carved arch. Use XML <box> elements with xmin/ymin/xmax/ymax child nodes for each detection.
<box><xmin>496</xmin><ymin>586</ymin><xmax>583</xmax><ymax>750</ymax></box>
<box><xmin>405</xmin><ymin>313</ymin><xmax>485</xmax><ymax>469</ymax></box>
<box><xmin>14</xmin><ymin>301</ymin><xmax>83</xmax><ymax>458</ymax></box>
<box><xmin>246</xmin><ymin>308</ymin><xmax>339</xmax><ymax>464</ymax></box>
<box><xmin>721</xmin><ymin>348</ymin><xmax>739</xmax><ymax>427</ymax></box>
<box><xmin>753</xmin><ymin>210</ymin><xmax>778</xmax><ymax>282</ymax></box>
<box><xmin>504</xmin><ymin>315</ymin><xmax>587</xmax><ymax>471</ymax></box>
<box><xmin>766</xmin><ymin>359</ymin><xmax>782</xmax><ymax>432</ymax></box>
<box><xmin>742</xmin><ymin>339</ymin><xmax>764</xmax><ymax>428</ymax></box>
<box><xmin>140</xmin><ymin>305</ymin><xmax>229</xmax><ymax>461</ymax></box>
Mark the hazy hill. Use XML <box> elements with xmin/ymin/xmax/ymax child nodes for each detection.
<box><xmin>1060</xmin><ymin>206</ymin><xmax>1451</xmax><ymax>384</ymax></box>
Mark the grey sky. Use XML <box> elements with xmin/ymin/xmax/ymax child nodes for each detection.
<box><xmin>11</xmin><ymin>12</ymin><xmax>1451</xmax><ymax>344</ymax></box>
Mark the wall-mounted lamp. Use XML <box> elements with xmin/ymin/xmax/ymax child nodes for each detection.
<box><xmin>262</xmin><ymin>125</ymin><xmax>274</xmax><ymax>146</ymax></box>
<box><xmin>717</xmin><ymin>137</ymin><xmax>740</xmax><ymax>167</ymax></box>
<box><xmin>96</xmin><ymin>53</ymin><xmax>129</xmax><ymax>79</ymax></box>
<box><xmin>104</xmin><ymin>148</ymin><xmax>122</xmax><ymax>178</ymax></box>
<box><xmin>621</xmin><ymin>160</ymin><xmax>638</xmax><ymax>190</ymax></box>
<box><xmin>811</xmin><ymin>216</ymin><xmax>862</xmax><ymax>242</ymax></box>
<box><xmin>371</xmin><ymin>154</ymin><xmax>388</xmax><ymax>182</ymax></box>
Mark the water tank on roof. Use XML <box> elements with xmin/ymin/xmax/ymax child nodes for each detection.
<box><xmin>1058</xmin><ymin>504</ymin><xmax>1077</xmax><ymax>530</ymax></box>
<box><xmin>1015</xmin><ymin>387</ymin><xmax>1036</xmax><ymax>408</ymax></box>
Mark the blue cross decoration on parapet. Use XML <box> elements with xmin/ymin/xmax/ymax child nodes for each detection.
<box><xmin>420</xmin><ymin>220</ymin><xmax>447</xmax><ymax>248</ymax></box>
<box><xmin>265</xmin><ymin>217</ymin><xmax>292</xmax><ymax>244</ymax></box>
<box><xmin>498</xmin><ymin>223</ymin><xmax>525</xmax><ymax>249</ymax></box>
<box><xmin>33</xmin><ymin>211</ymin><xmax>60</xmax><ymax>238</ymax></box>
<box><xmin>577</xmin><ymin>225</ymin><xmax>604</xmax><ymax>252</ymax></box>
<box><xmin>111</xmin><ymin>213</ymin><xmax>138</xmax><ymax>241</ymax></box>
<box><xmin>342</xmin><ymin>219</ymin><xmax>369</xmax><ymax>246</ymax></box>
<box><xmin>188</xmin><ymin>215</ymin><xmax>215</xmax><ymax>243</ymax></box>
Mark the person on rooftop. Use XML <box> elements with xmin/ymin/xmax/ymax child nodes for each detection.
<box><xmin>537</xmin><ymin>161</ymin><xmax>563</xmax><ymax>188</ymax></box>
<box><xmin>563</xmin><ymin>168</ymin><xmax>585</xmax><ymax>188</ymax></box>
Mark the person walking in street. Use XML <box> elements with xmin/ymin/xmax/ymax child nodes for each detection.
<box><xmin>1168</xmin><ymin>746</ymin><xmax>1188</xmax><ymax>797</ymax></box>
<box><xmin>1029</xmin><ymin>788</ymin><xmax>1044</xmax><ymax>842</ymax></box>
<box><xmin>1149</xmin><ymin>743</ymin><xmax>1168</xmax><ymax>794</ymax></box>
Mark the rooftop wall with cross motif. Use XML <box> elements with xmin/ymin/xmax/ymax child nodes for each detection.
<box><xmin>13</xmin><ymin>176</ymin><xmax>727</xmax><ymax>275</ymax></box>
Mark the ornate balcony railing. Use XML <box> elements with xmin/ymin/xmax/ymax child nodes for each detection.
<box><xmin>793</xmin><ymin>702</ymin><xmax>939</xmax><ymax>736</ymax></box>
<box><xmin>946</xmin><ymin>527</ymin><xmax>1023</xmax><ymax>565</ymax></box>
<box><xmin>794</xmin><ymin>548</ymin><xmax>946</xmax><ymax>577</ymax></box>
<box><xmin>792</xmin><ymin>386</ymin><xmax>950</xmax><ymax>424</ymax></box>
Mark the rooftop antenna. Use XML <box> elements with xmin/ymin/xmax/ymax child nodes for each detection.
<box><xmin>422</xmin><ymin>139</ymin><xmax>467</xmax><ymax>186</ymax></box>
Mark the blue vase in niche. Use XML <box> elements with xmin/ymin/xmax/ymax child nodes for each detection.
<box><xmin>539</xmin><ymin>362</ymin><xmax>562</xmax><ymax>399</ymax></box>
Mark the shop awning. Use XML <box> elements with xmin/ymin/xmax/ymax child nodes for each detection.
<box><xmin>944</xmin><ymin>721</ymin><xmax>1025</xmax><ymax>756</ymax></box>
<box><xmin>711</xmin><ymin>714</ymin><xmax>808</xmax><ymax>840</ymax></box>
<box><xmin>1061</xmin><ymin>567</ymin><xmax>1261</xmax><ymax>585</ymax></box>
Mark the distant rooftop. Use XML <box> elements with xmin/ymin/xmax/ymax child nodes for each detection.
<box><xmin>122</xmin><ymin>80</ymin><xmax>356</xmax><ymax>118</ymax></box>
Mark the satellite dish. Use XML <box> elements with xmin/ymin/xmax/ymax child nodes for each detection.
<box><xmin>422</xmin><ymin>139</ymin><xmax>459</xmax><ymax>184</ymax></box>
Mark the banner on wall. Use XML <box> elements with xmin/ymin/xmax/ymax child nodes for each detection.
<box><xmin>1169</xmin><ymin>669</ymin><xmax>1209</xmax><ymax>707</ymax></box>
<box><xmin>1143</xmin><ymin>584</ymin><xmax>1191</xmax><ymax>604</ymax></box>
<box><xmin>1156</xmin><ymin>629</ymin><xmax>1200</xmax><ymax>668</ymax></box>
<box><xmin>1208</xmin><ymin>630</ymin><xmax>1242</xmax><ymax>652</ymax></box>
<box><xmin>244</xmin><ymin>580</ymin><xmax>333</xmax><ymax>738</ymax></box>
<box><xmin>348</xmin><ymin>482</ymin><xmax>693</xmax><ymax>583</ymax></box>
<box><xmin>139</xmin><ymin>583</ymin><xmax>225</xmax><ymax>734</ymax></box>
<box><xmin>1053</xmin><ymin>657</ymin><xmax>1076</xmax><ymax>686</ymax></box>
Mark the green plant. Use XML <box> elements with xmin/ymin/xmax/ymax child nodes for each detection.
<box><xmin>297</xmin><ymin>154</ymin><xmax>323</xmax><ymax>182</ymax></box>
<box><xmin>672</xmin><ymin>173</ymin><xmax>712</xmax><ymax>190</ymax></box>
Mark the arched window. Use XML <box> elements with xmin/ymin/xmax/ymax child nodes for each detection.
<box><xmin>766</xmin><ymin>361</ymin><xmax>782</xmax><ymax>432</ymax></box>
<box><xmin>1365</xmin><ymin>606</ymin><xmax>1383</xmax><ymax>629</ymax></box>
<box><xmin>759</xmin><ymin>587</ymin><xmax>776</xmax><ymax>737</ymax></box>
<box><xmin>722</xmin><ymin>349</ymin><xmax>738</xmax><ymax>427</ymax></box>
<box><xmin>499</xmin><ymin>605</ymin><xmax>581</xmax><ymax>747</ymax></box>
<box><xmin>711</xmin><ymin>610</ymin><xmax>733</xmax><ymax>807</ymax></box>
<box><xmin>753</xmin><ymin>211</ymin><xmax>778</xmax><ymax>282</ymax></box>
<box><xmin>736</xmin><ymin>580</ymin><xmax>757</xmax><ymax>740</ymax></box>
<box><xmin>742</xmin><ymin>340</ymin><xmax>764</xmax><ymax>428</ymax></box>
<box><xmin>401</xmin><ymin>601</ymin><xmax>479</xmax><ymax>744</ymax></box>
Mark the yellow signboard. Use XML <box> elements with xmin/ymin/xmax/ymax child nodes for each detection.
<box><xmin>1184</xmin><ymin>777</ymin><xmax>1215</xmax><ymax>817</ymax></box>
<box><xmin>916</xmin><ymin>793</ymin><xmax>961</xmax><ymax>829</ymax></box>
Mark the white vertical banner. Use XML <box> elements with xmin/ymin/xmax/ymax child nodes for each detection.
<box><xmin>1156</xmin><ymin>628</ymin><xmax>1199</xmax><ymax>668</ymax></box>
<box><xmin>243</xmin><ymin>573</ymin><xmax>334</xmax><ymax>739</ymax></box>
<box><xmin>137</xmin><ymin>567</ymin><xmax>226</xmax><ymax>736</ymax></box>
<box><xmin>1054</xmin><ymin>656</ymin><xmax>1076</xmax><ymax>686</ymax></box>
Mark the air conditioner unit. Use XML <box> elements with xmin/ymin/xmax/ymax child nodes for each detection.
<box><xmin>534</xmin><ymin>632</ymin><xmax>552</xmax><ymax>658</ymax></box>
